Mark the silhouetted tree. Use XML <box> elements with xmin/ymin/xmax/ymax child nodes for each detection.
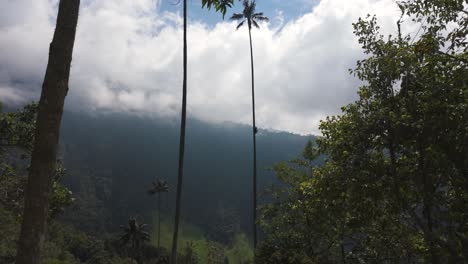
<box><xmin>179</xmin><ymin>241</ymin><xmax>198</xmax><ymax>264</ymax></box>
<box><xmin>121</xmin><ymin>217</ymin><xmax>150</xmax><ymax>264</ymax></box>
<box><xmin>172</xmin><ymin>1</ymin><xmax>236</xmax><ymax>263</ymax></box>
<box><xmin>206</xmin><ymin>240</ymin><xmax>224</xmax><ymax>264</ymax></box>
<box><xmin>148</xmin><ymin>178</ymin><xmax>169</xmax><ymax>248</ymax></box>
<box><xmin>230</xmin><ymin>0</ymin><xmax>268</xmax><ymax>250</ymax></box>
<box><xmin>15</xmin><ymin>1</ymin><xmax>80</xmax><ymax>263</ymax></box>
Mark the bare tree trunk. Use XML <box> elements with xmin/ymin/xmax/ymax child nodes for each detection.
<box><xmin>15</xmin><ymin>1</ymin><xmax>80</xmax><ymax>263</ymax></box>
<box><xmin>171</xmin><ymin>0</ymin><xmax>188</xmax><ymax>262</ymax></box>
<box><xmin>248</xmin><ymin>27</ymin><xmax>258</xmax><ymax>251</ymax></box>
<box><xmin>158</xmin><ymin>192</ymin><xmax>161</xmax><ymax>248</ymax></box>
<box><xmin>341</xmin><ymin>239</ymin><xmax>346</xmax><ymax>264</ymax></box>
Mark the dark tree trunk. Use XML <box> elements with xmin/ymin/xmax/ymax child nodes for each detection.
<box><xmin>158</xmin><ymin>192</ymin><xmax>161</xmax><ymax>248</ymax></box>
<box><xmin>171</xmin><ymin>0</ymin><xmax>188</xmax><ymax>262</ymax></box>
<box><xmin>419</xmin><ymin>141</ymin><xmax>439</xmax><ymax>264</ymax></box>
<box><xmin>341</xmin><ymin>239</ymin><xmax>346</xmax><ymax>264</ymax></box>
<box><xmin>248</xmin><ymin>27</ymin><xmax>258</xmax><ymax>250</ymax></box>
<box><xmin>15</xmin><ymin>1</ymin><xmax>80</xmax><ymax>264</ymax></box>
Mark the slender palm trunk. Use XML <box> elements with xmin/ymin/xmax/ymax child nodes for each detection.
<box><xmin>171</xmin><ymin>0</ymin><xmax>187</xmax><ymax>262</ymax></box>
<box><xmin>137</xmin><ymin>253</ymin><xmax>142</xmax><ymax>264</ymax></box>
<box><xmin>248</xmin><ymin>27</ymin><xmax>258</xmax><ymax>250</ymax></box>
<box><xmin>15</xmin><ymin>1</ymin><xmax>80</xmax><ymax>263</ymax></box>
<box><xmin>341</xmin><ymin>238</ymin><xmax>346</xmax><ymax>264</ymax></box>
<box><xmin>158</xmin><ymin>192</ymin><xmax>161</xmax><ymax>248</ymax></box>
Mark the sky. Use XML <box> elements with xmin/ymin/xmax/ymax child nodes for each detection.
<box><xmin>0</xmin><ymin>0</ymin><xmax>404</xmax><ymax>135</ymax></box>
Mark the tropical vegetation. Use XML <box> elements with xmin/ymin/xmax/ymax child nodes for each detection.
<box><xmin>0</xmin><ymin>0</ymin><xmax>466</xmax><ymax>264</ymax></box>
<box><xmin>257</xmin><ymin>0</ymin><xmax>468</xmax><ymax>263</ymax></box>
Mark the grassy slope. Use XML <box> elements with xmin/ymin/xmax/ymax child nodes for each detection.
<box><xmin>151</xmin><ymin>212</ymin><xmax>253</xmax><ymax>262</ymax></box>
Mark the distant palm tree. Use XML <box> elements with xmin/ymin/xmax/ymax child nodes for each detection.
<box><xmin>148</xmin><ymin>178</ymin><xmax>169</xmax><ymax>248</ymax></box>
<box><xmin>120</xmin><ymin>217</ymin><xmax>150</xmax><ymax>264</ymax></box>
<box><xmin>230</xmin><ymin>0</ymin><xmax>268</xmax><ymax>250</ymax></box>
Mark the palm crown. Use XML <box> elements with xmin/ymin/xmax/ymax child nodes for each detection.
<box><xmin>120</xmin><ymin>218</ymin><xmax>150</xmax><ymax>249</ymax></box>
<box><xmin>230</xmin><ymin>0</ymin><xmax>269</xmax><ymax>30</ymax></box>
<box><xmin>202</xmin><ymin>0</ymin><xmax>234</xmax><ymax>18</ymax></box>
<box><xmin>148</xmin><ymin>178</ymin><xmax>169</xmax><ymax>195</ymax></box>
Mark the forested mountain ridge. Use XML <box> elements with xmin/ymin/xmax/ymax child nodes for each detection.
<box><xmin>58</xmin><ymin>110</ymin><xmax>310</xmax><ymax>236</ymax></box>
<box><xmin>1</xmin><ymin>105</ymin><xmax>311</xmax><ymax>263</ymax></box>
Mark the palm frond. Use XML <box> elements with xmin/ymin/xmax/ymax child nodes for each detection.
<box><xmin>242</xmin><ymin>0</ymin><xmax>250</xmax><ymax>9</ymax></box>
<box><xmin>237</xmin><ymin>19</ymin><xmax>246</xmax><ymax>30</ymax></box>
<box><xmin>237</xmin><ymin>0</ymin><xmax>255</xmax><ymax>19</ymax></box>
<box><xmin>141</xmin><ymin>231</ymin><xmax>150</xmax><ymax>241</ymax></box>
<box><xmin>248</xmin><ymin>1</ymin><xmax>256</xmax><ymax>15</ymax></box>
<box><xmin>230</xmin><ymin>13</ymin><xmax>244</xmax><ymax>20</ymax></box>
<box><xmin>252</xmin><ymin>20</ymin><xmax>260</xmax><ymax>28</ymax></box>
<box><xmin>120</xmin><ymin>233</ymin><xmax>130</xmax><ymax>245</ymax></box>
<box><xmin>253</xmin><ymin>14</ymin><xmax>268</xmax><ymax>22</ymax></box>
<box><xmin>202</xmin><ymin>0</ymin><xmax>234</xmax><ymax>18</ymax></box>
<box><xmin>255</xmin><ymin>16</ymin><xmax>268</xmax><ymax>22</ymax></box>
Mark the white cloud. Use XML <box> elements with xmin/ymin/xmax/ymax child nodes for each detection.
<box><xmin>0</xmin><ymin>0</ymin><xmax>402</xmax><ymax>134</ymax></box>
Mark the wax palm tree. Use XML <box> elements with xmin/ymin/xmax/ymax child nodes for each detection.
<box><xmin>230</xmin><ymin>0</ymin><xmax>268</xmax><ymax>250</ymax></box>
<box><xmin>148</xmin><ymin>178</ymin><xmax>169</xmax><ymax>248</ymax></box>
<box><xmin>171</xmin><ymin>0</ymin><xmax>188</xmax><ymax>262</ymax></box>
<box><xmin>171</xmin><ymin>1</ymin><xmax>235</xmax><ymax>263</ymax></box>
<box><xmin>171</xmin><ymin>0</ymin><xmax>234</xmax><ymax>264</ymax></box>
<box><xmin>120</xmin><ymin>217</ymin><xmax>150</xmax><ymax>263</ymax></box>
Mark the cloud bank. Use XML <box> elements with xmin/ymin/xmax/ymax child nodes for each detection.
<box><xmin>0</xmin><ymin>0</ymin><xmax>402</xmax><ymax>134</ymax></box>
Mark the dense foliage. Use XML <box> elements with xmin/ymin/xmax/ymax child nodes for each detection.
<box><xmin>258</xmin><ymin>0</ymin><xmax>468</xmax><ymax>263</ymax></box>
<box><xmin>202</xmin><ymin>0</ymin><xmax>235</xmax><ymax>18</ymax></box>
<box><xmin>0</xmin><ymin>104</ymin><xmax>136</xmax><ymax>263</ymax></box>
<box><xmin>0</xmin><ymin>103</ymin><xmax>74</xmax><ymax>219</ymax></box>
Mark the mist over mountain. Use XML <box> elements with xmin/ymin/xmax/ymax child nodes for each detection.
<box><xmin>58</xmin><ymin>110</ymin><xmax>311</xmax><ymax>236</ymax></box>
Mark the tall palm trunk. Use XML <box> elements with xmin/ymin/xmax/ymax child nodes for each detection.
<box><xmin>171</xmin><ymin>0</ymin><xmax>188</xmax><ymax>262</ymax></box>
<box><xmin>158</xmin><ymin>192</ymin><xmax>161</xmax><ymax>248</ymax></box>
<box><xmin>248</xmin><ymin>26</ymin><xmax>258</xmax><ymax>250</ymax></box>
<box><xmin>15</xmin><ymin>1</ymin><xmax>80</xmax><ymax>263</ymax></box>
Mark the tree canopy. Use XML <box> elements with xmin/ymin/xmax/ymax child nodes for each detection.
<box><xmin>258</xmin><ymin>0</ymin><xmax>468</xmax><ymax>263</ymax></box>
